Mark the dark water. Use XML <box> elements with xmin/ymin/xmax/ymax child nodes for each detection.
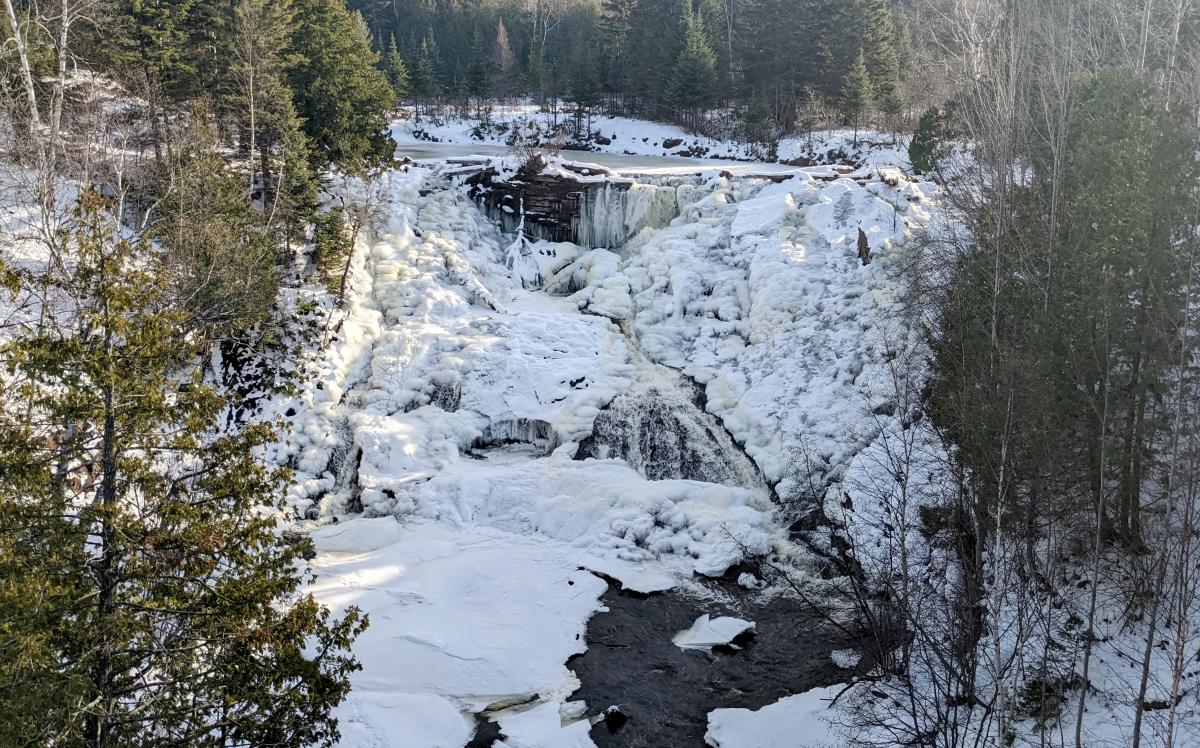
<box><xmin>568</xmin><ymin>572</ymin><xmax>863</xmax><ymax>747</ymax></box>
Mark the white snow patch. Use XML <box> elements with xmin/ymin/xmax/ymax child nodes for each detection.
<box><xmin>309</xmin><ymin>518</ymin><xmax>607</xmax><ymax>730</ymax></box>
<box><xmin>830</xmin><ymin>648</ymin><xmax>862</xmax><ymax>669</ymax></box>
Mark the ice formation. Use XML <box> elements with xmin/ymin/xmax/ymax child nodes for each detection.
<box><xmin>575</xmin><ymin>182</ymin><xmax>678</xmax><ymax>248</ymax></box>
<box><xmin>672</xmin><ymin>614</ymin><xmax>758</xmax><ymax>651</ymax></box>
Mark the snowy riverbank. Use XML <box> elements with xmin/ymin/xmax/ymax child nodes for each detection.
<box><xmin>391</xmin><ymin>106</ymin><xmax>911</xmax><ymax>170</ymax></box>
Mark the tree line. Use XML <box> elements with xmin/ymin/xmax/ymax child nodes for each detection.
<box><xmin>837</xmin><ymin>0</ymin><xmax>1200</xmax><ymax>745</ymax></box>
<box><xmin>0</xmin><ymin>0</ymin><xmax>397</xmax><ymax>743</ymax></box>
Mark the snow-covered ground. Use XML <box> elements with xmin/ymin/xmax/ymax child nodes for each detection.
<box><xmin>264</xmin><ymin>150</ymin><xmax>940</xmax><ymax>746</ymax></box>
<box><xmin>392</xmin><ymin>105</ymin><xmax>910</xmax><ymax>169</ymax></box>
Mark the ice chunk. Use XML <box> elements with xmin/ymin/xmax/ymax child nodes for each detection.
<box><xmin>672</xmin><ymin>614</ymin><xmax>756</xmax><ymax>651</ymax></box>
<box><xmin>496</xmin><ymin>701</ymin><xmax>596</xmax><ymax>748</ymax></box>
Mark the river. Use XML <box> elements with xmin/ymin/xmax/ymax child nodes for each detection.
<box><xmin>394</xmin><ymin>138</ymin><xmax>809</xmax><ymax>176</ymax></box>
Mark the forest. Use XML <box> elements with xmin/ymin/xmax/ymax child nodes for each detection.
<box><xmin>350</xmin><ymin>0</ymin><xmax>911</xmax><ymax>133</ymax></box>
<box><xmin>1</xmin><ymin>0</ymin><xmax>1200</xmax><ymax>746</ymax></box>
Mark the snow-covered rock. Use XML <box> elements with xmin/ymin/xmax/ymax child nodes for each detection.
<box><xmin>705</xmin><ymin>687</ymin><xmax>843</xmax><ymax>748</ymax></box>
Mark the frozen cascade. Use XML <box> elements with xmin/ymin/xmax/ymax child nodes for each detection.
<box><xmin>575</xmin><ymin>182</ymin><xmax>678</xmax><ymax>248</ymax></box>
<box><xmin>576</xmin><ymin>344</ymin><xmax>768</xmax><ymax>492</ymax></box>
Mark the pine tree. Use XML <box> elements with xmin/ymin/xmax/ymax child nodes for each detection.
<box><xmin>840</xmin><ymin>50</ymin><xmax>874</xmax><ymax>147</ymax></box>
<box><xmin>739</xmin><ymin>93</ymin><xmax>780</xmax><ymax>160</ymax></box>
<box><xmin>408</xmin><ymin>33</ymin><xmax>440</xmax><ymax>112</ymax></box>
<box><xmin>598</xmin><ymin>0</ymin><xmax>635</xmax><ymax>95</ymax></box>
<box><xmin>665</xmin><ymin>7</ymin><xmax>717</xmax><ymax>131</ymax></box>
<box><xmin>287</xmin><ymin>0</ymin><xmax>395</xmax><ymax>172</ymax></box>
<box><xmin>107</xmin><ymin>0</ymin><xmax>200</xmax><ymax>161</ymax></box>
<box><xmin>697</xmin><ymin>0</ymin><xmax>731</xmax><ymax>100</ymax></box>
<box><xmin>465</xmin><ymin>28</ymin><xmax>490</xmax><ymax>100</ymax></box>
<box><xmin>857</xmin><ymin>0</ymin><xmax>900</xmax><ymax>105</ymax></box>
<box><xmin>382</xmin><ymin>33</ymin><xmax>410</xmax><ymax>106</ymax></box>
<box><xmin>0</xmin><ymin>191</ymin><xmax>365</xmax><ymax>746</ymax></box>
<box><xmin>570</xmin><ymin>47</ymin><xmax>603</xmax><ymax>138</ymax></box>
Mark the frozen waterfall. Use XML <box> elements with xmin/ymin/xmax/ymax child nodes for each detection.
<box><xmin>575</xmin><ymin>183</ymin><xmax>678</xmax><ymax>248</ymax></box>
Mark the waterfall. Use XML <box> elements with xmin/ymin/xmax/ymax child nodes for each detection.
<box><xmin>575</xmin><ymin>183</ymin><xmax>678</xmax><ymax>249</ymax></box>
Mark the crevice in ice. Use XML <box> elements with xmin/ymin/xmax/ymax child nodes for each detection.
<box><xmin>470</xmin><ymin>417</ymin><xmax>557</xmax><ymax>455</ymax></box>
<box><xmin>342</xmin><ymin>445</ymin><xmax>364</xmax><ymax>513</ymax></box>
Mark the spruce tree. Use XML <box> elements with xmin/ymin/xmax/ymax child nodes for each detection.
<box><xmin>382</xmin><ymin>33</ymin><xmax>410</xmax><ymax>106</ymax></box>
<box><xmin>0</xmin><ymin>191</ymin><xmax>365</xmax><ymax>746</ymax></box>
<box><xmin>408</xmin><ymin>33</ymin><xmax>441</xmax><ymax>114</ymax></box>
<box><xmin>665</xmin><ymin>8</ymin><xmax>717</xmax><ymax>131</ymax></box>
<box><xmin>857</xmin><ymin>0</ymin><xmax>900</xmax><ymax>105</ymax></box>
<box><xmin>839</xmin><ymin>50</ymin><xmax>874</xmax><ymax>147</ymax></box>
<box><xmin>287</xmin><ymin>0</ymin><xmax>395</xmax><ymax>172</ymax></box>
<box><xmin>466</xmin><ymin>28</ymin><xmax>490</xmax><ymax>100</ymax></box>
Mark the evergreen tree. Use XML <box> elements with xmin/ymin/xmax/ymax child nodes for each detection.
<box><xmin>409</xmin><ymin>35</ymin><xmax>440</xmax><ymax>104</ymax></box>
<box><xmin>909</xmin><ymin>104</ymin><xmax>954</xmax><ymax>175</ymax></box>
<box><xmin>287</xmin><ymin>0</ymin><xmax>395</xmax><ymax>172</ymax></box>
<box><xmin>570</xmin><ymin>48</ymin><xmax>603</xmax><ymax>138</ymax></box>
<box><xmin>665</xmin><ymin>7</ymin><xmax>717</xmax><ymax>131</ymax></box>
<box><xmin>107</xmin><ymin>0</ymin><xmax>200</xmax><ymax>160</ymax></box>
<box><xmin>156</xmin><ymin>123</ymin><xmax>280</xmax><ymax>340</ymax></box>
<box><xmin>839</xmin><ymin>50</ymin><xmax>874</xmax><ymax>146</ymax></box>
<box><xmin>598</xmin><ymin>0</ymin><xmax>635</xmax><ymax>94</ymax></box>
<box><xmin>627</xmin><ymin>0</ymin><xmax>686</xmax><ymax>103</ymax></box>
<box><xmin>697</xmin><ymin>0</ymin><xmax>731</xmax><ymax>100</ymax></box>
<box><xmin>738</xmin><ymin>93</ymin><xmax>780</xmax><ymax>160</ymax></box>
<box><xmin>465</xmin><ymin>28</ymin><xmax>490</xmax><ymax>100</ymax></box>
<box><xmin>0</xmin><ymin>191</ymin><xmax>365</xmax><ymax>746</ymax></box>
<box><xmin>382</xmin><ymin>33</ymin><xmax>410</xmax><ymax>105</ymax></box>
<box><xmin>857</xmin><ymin>0</ymin><xmax>900</xmax><ymax>105</ymax></box>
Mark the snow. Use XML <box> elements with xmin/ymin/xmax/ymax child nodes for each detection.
<box><xmin>672</xmin><ymin>614</ymin><xmax>757</xmax><ymax>651</ymax></box>
<box><xmin>615</xmin><ymin>169</ymin><xmax>938</xmax><ymax>503</ymax></box>
<box><xmin>830</xmin><ymin>649</ymin><xmax>861</xmax><ymax>669</ymax></box>
<box><xmin>704</xmin><ymin>686</ymin><xmax>844</xmax><ymax>748</ymax></box>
